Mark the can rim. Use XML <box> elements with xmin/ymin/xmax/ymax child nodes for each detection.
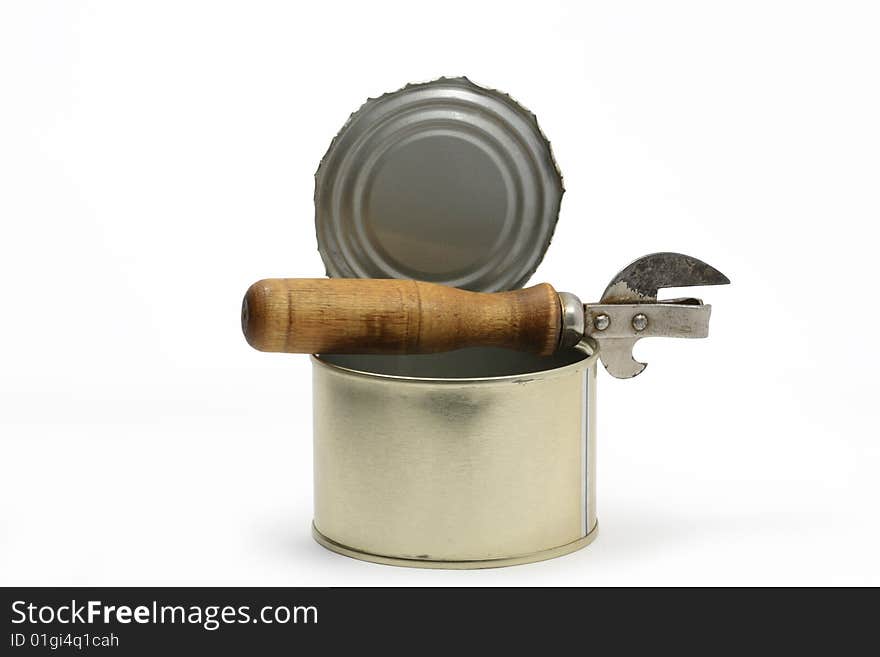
<box><xmin>311</xmin><ymin>341</ymin><xmax>598</xmax><ymax>385</ymax></box>
<box><xmin>312</xmin><ymin>522</ymin><xmax>598</xmax><ymax>569</ymax></box>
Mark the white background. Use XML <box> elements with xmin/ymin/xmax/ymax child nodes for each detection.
<box><xmin>1</xmin><ymin>1</ymin><xmax>878</xmax><ymax>586</ymax></box>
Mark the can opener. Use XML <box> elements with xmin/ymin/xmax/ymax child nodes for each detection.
<box><xmin>242</xmin><ymin>252</ymin><xmax>729</xmax><ymax>378</ymax></box>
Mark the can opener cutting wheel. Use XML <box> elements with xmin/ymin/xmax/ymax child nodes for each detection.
<box><xmin>242</xmin><ymin>252</ymin><xmax>729</xmax><ymax>378</ymax></box>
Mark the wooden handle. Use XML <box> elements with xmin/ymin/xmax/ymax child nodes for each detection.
<box><xmin>242</xmin><ymin>278</ymin><xmax>562</xmax><ymax>356</ymax></box>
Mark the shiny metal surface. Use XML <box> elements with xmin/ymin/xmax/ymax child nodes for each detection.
<box><xmin>582</xmin><ymin>252</ymin><xmax>730</xmax><ymax>378</ymax></box>
<box><xmin>314</xmin><ymin>77</ymin><xmax>564</xmax><ymax>292</ymax></box>
<box><xmin>312</xmin><ymin>523</ymin><xmax>598</xmax><ymax>569</ymax></box>
<box><xmin>584</xmin><ymin>302</ymin><xmax>713</xmax><ymax>378</ymax></box>
<box><xmin>557</xmin><ymin>291</ymin><xmax>584</xmax><ymax>351</ymax></box>
<box><xmin>312</xmin><ymin>346</ymin><xmax>598</xmax><ymax>567</ymax></box>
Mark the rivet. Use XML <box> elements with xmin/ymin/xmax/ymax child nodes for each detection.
<box><xmin>632</xmin><ymin>313</ymin><xmax>648</xmax><ymax>332</ymax></box>
<box><xmin>594</xmin><ymin>314</ymin><xmax>610</xmax><ymax>331</ymax></box>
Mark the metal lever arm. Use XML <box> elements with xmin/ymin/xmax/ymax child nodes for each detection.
<box><xmin>583</xmin><ymin>302</ymin><xmax>712</xmax><ymax>378</ymax></box>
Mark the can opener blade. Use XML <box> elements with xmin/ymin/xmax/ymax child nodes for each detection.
<box><xmin>567</xmin><ymin>252</ymin><xmax>730</xmax><ymax>378</ymax></box>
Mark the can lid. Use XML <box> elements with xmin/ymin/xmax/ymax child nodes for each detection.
<box><xmin>315</xmin><ymin>77</ymin><xmax>564</xmax><ymax>292</ymax></box>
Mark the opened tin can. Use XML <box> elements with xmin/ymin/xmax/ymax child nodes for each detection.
<box><xmin>308</xmin><ymin>78</ymin><xmax>594</xmax><ymax>567</ymax></box>
<box><xmin>311</xmin><ymin>346</ymin><xmax>598</xmax><ymax>568</ymax></box>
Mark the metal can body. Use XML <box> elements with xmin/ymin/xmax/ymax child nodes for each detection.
<box><xmin>311</xmin><ymin>345</ymin><xmax>598</xmax><ymax>568</ymax></box>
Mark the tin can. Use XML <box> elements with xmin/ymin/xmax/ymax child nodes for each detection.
<box><xmin>310</xmin><ymin>78</ymin><xmax>582</xmax><ymax>568</ymax></box>
<box><xmin>311</xmin><ymin>344</ymin><xmax>598</xmax><ymax>568</ymax></box>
